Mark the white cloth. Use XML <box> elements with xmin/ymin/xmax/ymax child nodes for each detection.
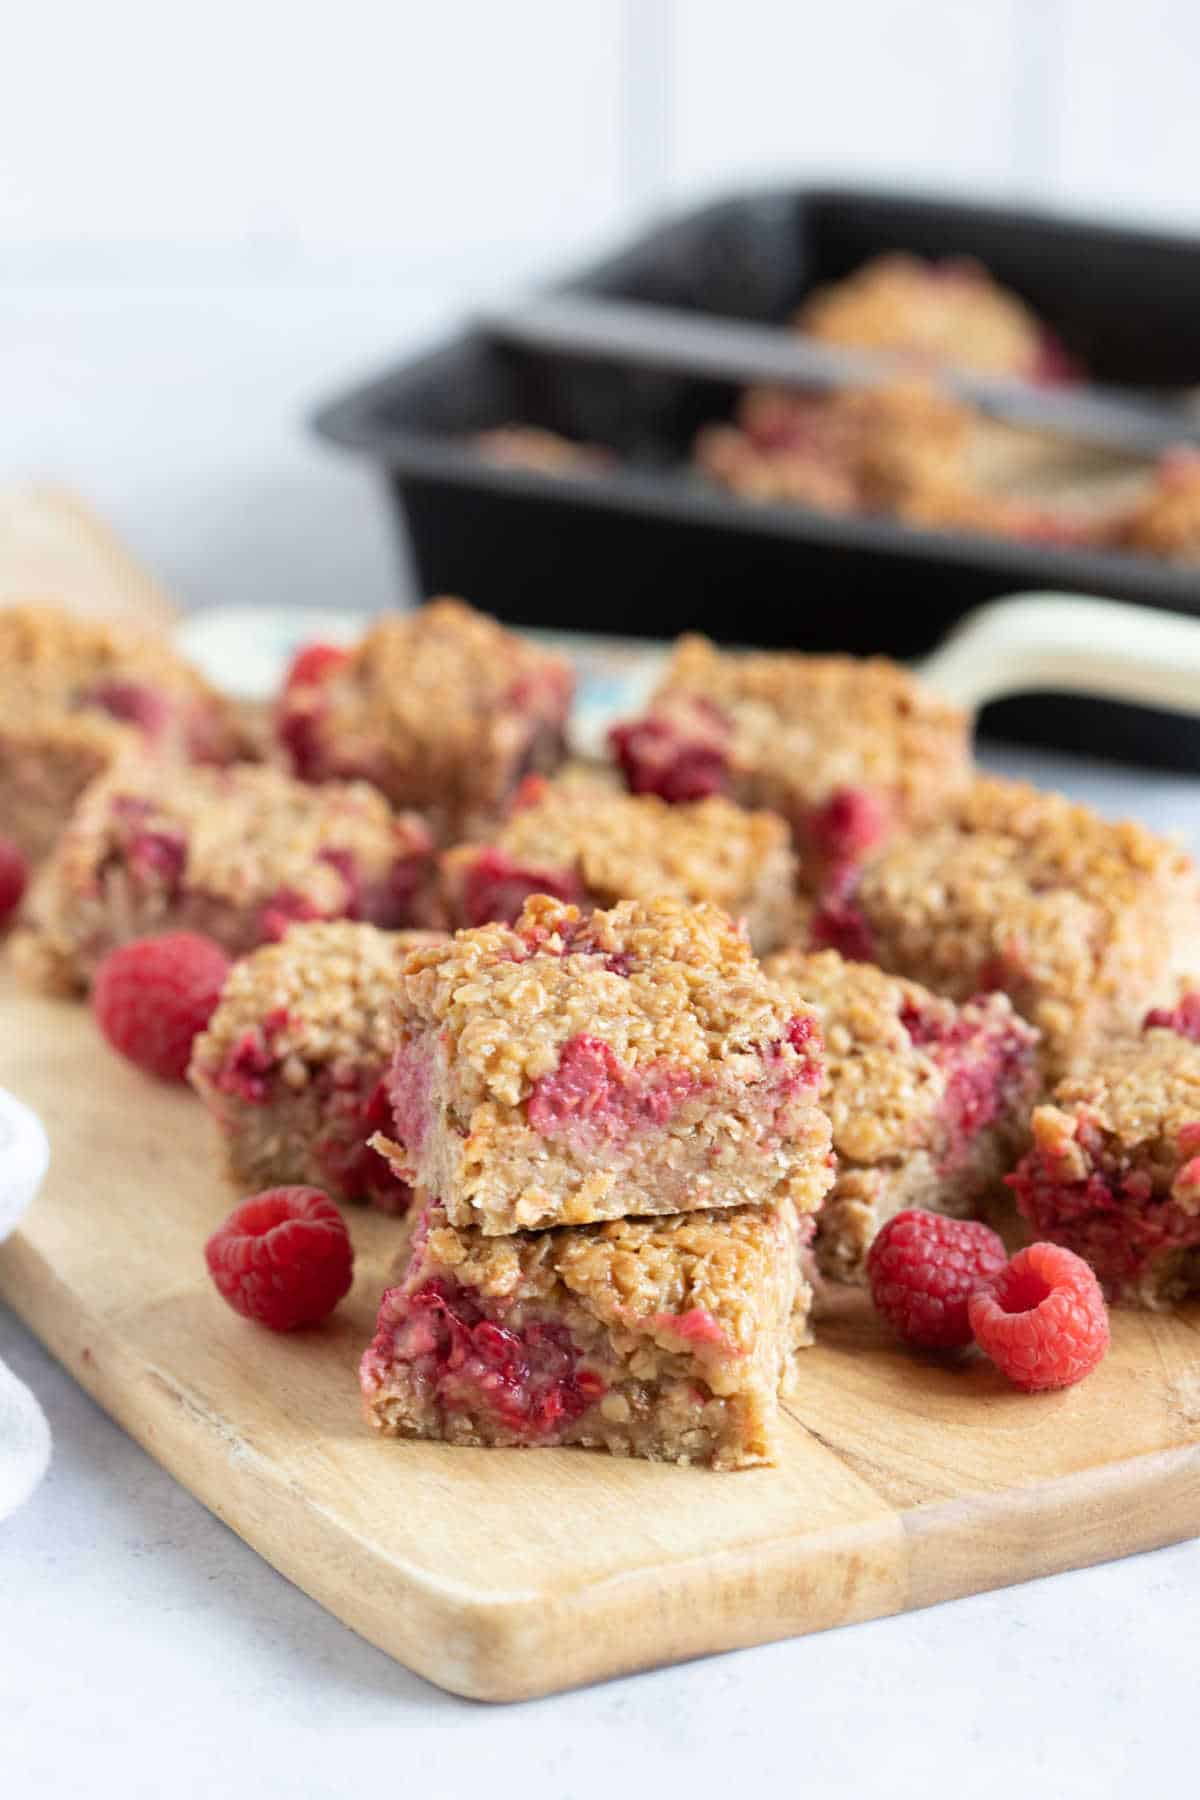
<box><xmin>0</xmin><ymin>1086</ymin><xmax>51</xmax><ymax>1521</ymax></box>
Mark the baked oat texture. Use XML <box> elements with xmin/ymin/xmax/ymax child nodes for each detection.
<box><xmin>612</xmin><ymin>631</ymin><xmax>971</xmax><ymax>885</ymax></box>
<box><xmin>440</xmin><ymin>772</ymin><xmax>797</xmax><ymax>954</ymax></box>
<box><xmin>1012</xmin><ymin>1014</ymin><xmax>1200</xmax><ymax>1308</ymax></box>
<box><xmin>0</xmin><ymin>600</ymin><xmax>243</xmax><ymax>864</ymax></box>
<box><xmin>472</xmin><ymin>426</ymin><xmax>613</xmax><ymax>477</ymax></box>
<box><xmin>376</xmin><ymin>893</ymin><xmax>834</xmax><ymax>1234</ymax></box>
<box><xmin>360</xmin><ymin>1194</ymin><xmax>813</xmax><ymax>1469</ymax></box>
<box><xmin>848</xmin><ymin>775</ymin><xmax>1200</xmax><ymax>1080</ymax></box>
<box><xmin>190</xmin><ymin>921</ymin><xmax>444</xmax><ymax>1209</ymax></box>
<box><xmin>276</xmin><ymin>596</ymin><xmax>574</xmax><ymax>839</ymax></box>
<box><xmin>695</xmin><ymin>378</ymin><xmax>974</xmax><ymax>517</ymax></box>
<box><xmin>795</xmin><ymin>253</ymin><xmax>1048</xmax><ymax>378</ymax></box>
<box><xmin>14</xmin><ymin>761</ymin><xmax>435</xmax><ymax>993</ymax></box>
<box><xmin>1113</xmin><ymin>450</ymin><xmax>1200</xmax><ymax>564</ymax></box>
<box><xmin>765</xmin><ymin>948</ymin><xmax>1039</xmax><ymax>1281</ymax></box>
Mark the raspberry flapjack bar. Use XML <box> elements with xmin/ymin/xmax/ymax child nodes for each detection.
<box><xmin>439</xmin><ymin>773</ymin><xmax>796</xmax><ymax>953</ymax></box>
<box><xmin>472</xmin><ymin>425</ymin><xmax>613</xmax><ymax>478</ymax></box>
<box><xmin>190</xmin><ymin>921</ymin><xmax>444</xmax><ymax>1213</ymax></box>
<box><xmin>695</xmin><ymin>377</ymin><xmax>973</xmax><ymax>518</ymax></box>
<box><xmin>1007</xmin><ymin>995</ymin><xmax>1200</xmax><ymax>1308</ymax></box>
<box><xmin>374</xmin><ymin>895</ymin><xmax>834</xmax><ymax>1235</ymax></box>
<box><xmin>609</xmin><ymin>633</ymin><xmax>970</xmax><ymax>889</ymax></box>
<box><xmin>810</xmin><ymin>775</ymin><xmax>1200</xmax><ymax>1080</ymax></box>
<box><xmin>795</xmin><ymin>252</ymin><xmax>1073</xmax><ymax>382</ymax></box>
<box><xmin>764</xmin><ymin>948</ymin><xmax>1038</xmax><ymax>1280</ymax></box>
<box><xmin>695</xmin><ymin>379</ymin><xmax>1098</xmax><ymax>552</ymax></box>
<box><xmin>275</xmin><ymin>597</ymin><xmax>573</xmax><ymax>840</ymax></box>
<box><xmin>1111</xmin><ymin>448</ymin><xmax>1200</xmax><ymax>564</ymax></box>
<box><xmin>0</xmin><ymin>601</ymin><xmax>244</xmax><ymax>866</ymax></box>
<box><xmin>361</xmin><ymin>1194</ymin><xmax>814</xmax><ymax>1469</ymax></box>
<box><xmin>15</xmin><ymin>761</ymin><xmax>435</xmax><ymax>993</ymax></box>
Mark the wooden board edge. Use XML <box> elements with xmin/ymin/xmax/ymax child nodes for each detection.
<box><xmin>10</xmin><ymin>1198</ymin><xmax>1198</xmax><ymax>1700</ymax></box>
<box><xmin>0</xmin><ymin>1228</ymin><xmax>906</xmax><ymax>1701</ymax></box>
<box><xmin>902</xmin><ymin>1445</ymin><xmax>1200</xmax><ymax>1612</ymax></box>
<box><xmin>0</xmin><ymin>482</ymin><xmax>179</xmax><ymax>628</ymax></box>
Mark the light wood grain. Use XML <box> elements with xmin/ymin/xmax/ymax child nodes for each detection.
<box><xmin>3</xmin><ymin>975</ymin><xmax>1200</xmax><ymax>1699</ymax></box>
<box><xmin>0</xmin><ymin>483</ymin><xmax>177</xmax><ymax>629</ymax></box>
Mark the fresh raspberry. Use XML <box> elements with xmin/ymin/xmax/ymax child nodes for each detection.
<box><xmin>867</xmin><ymin>1209</ymin><xmax>1008</xmax><ymax>1350</ymax></box>
<box><xmin>0</xmin><ymin>835</ymin><xmax>29</xmax><ymax>926</ymax></box>
<box><xmin>205</xmin><ymin>1187</ymin><xmax>353</xmax><ymax>1331</ymax></box>
<box><xmin>968</xmin><ymin>1241</ymin><xmax>1109</xmax><ymax>1392</ymax></box>
<box><xmin>92</xmin><ymin>932</ymin><xmax>232</xmax><ymax>1081</ymax></box>
<box><xmin>283</xmin><ymin>642</ymin><xmax>350</xmax><ymax>692</ymax></box>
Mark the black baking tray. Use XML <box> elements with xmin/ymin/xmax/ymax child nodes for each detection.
<box><xmin>562</xmin><ymin>186</ymin><xmax>1200</xmax><ymax>390</ymax></box>
<box><xmin>313</xmin><ymin>186</ymin><xmax>1200</xmax><ymax>765</ymax></box>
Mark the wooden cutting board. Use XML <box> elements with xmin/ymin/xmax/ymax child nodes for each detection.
<box><xmin>0</xmin><ymin>484</ymin><xmax>177</xmax><ymax>629</ymax></box>
<box><xmin>3</xmin><ymin>976</ymin><xmax>1200</xmax><ymax>1700</ymax></box>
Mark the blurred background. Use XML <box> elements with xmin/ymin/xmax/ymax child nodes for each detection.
<box><xmin>3</xmin><ymin>0</ymin><xmax>1197</xmax><ymax>613</ymax></box>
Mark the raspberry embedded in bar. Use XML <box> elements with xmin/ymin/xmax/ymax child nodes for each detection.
<box><xmin>13</xmin><ymin>761</ymin><xmax>437</xmax><ymax>994</ymax></box>
<box><xmin>361</xmin><ymin>1194</ymin><xmax>815</xmax><ymax>1470</ymax></box>
<box><xmin>609</xmin><ymin>633</ymin><xmax>971</xmax><ymax>892</ymax></box>
<box><xmin>764</xmin><ymin>948</ymin><xmax>1039</xmax><ymax>1283</ymax></box>
<box><xmin>190</xmin><ymin>921</ymin><xmax>447</xmax><ymax>1213</ymax></box>
<box><xmin>440</xmin><ymin>771</ymin><xmax>797</xmax><ymax>954</ymax></box>
<box><xmin>373</xmin><ymin>894</ymin><xmax>835</xmax><ymax>1236</ymax></box>
<box><xmin>275</xmin><ymin>596</ymin><xmax>574</xmax><ymax>842</ymax></box>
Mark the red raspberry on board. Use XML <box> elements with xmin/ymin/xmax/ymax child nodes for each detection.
<box><xmin>205</xmin><ymin>1187</ymin><xmax>353</xmax><ymax>1331</ymax></box>
<box><xmin>93</xmin><ymin>932</ymin><xmax>232</xmax><ymax>1081</ymax></box>
<box><xmin>867</xmin><ymin>1208</ymin><xmax>1008</xmax><ymax>1350</ymax></box>
<box><xmin>283</xmin><ymin>642</ymin><xmax>350</xmax><ymax>692</ymax></box>
<box><xmin>0</xmin><ymin>835</ymin><xmax>29</xmax><ymax>926</ymax></box>
<box><xmin>969</xmin><ymin>1241</ymin><xmax>1109</xmax><ymax>1392</ymax></box>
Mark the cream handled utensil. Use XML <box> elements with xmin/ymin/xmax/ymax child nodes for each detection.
<box><xmin>918</xmin><ymin>592</ymin><xmax>1200</xmax><ymax>718</ymax></box>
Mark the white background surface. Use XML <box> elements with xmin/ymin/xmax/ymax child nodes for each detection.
<box><xmin>5</xmin><ymin>6</ymin><xmax>1200</xmax><ymax>1793</ymax></box>
<box><xmin>5</xmin><ymin>0</ymin><xmax>1200</xmax><ymax>269</ymax></box>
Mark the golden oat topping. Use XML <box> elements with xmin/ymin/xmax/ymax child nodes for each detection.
<box><xmin>474</xmin><ymin>778</ymin><xmax>792</xmax><ymax>911</ymax></box>
<box><xmin>700</xmin><ymin>377</ymin><xmax>974</xmax><ymax>514</ymax></box>
<box><xmin>796</xmin><ymin>252</ymin><xmax>1046</xmax><ymax>378</ymax></box>
<box><xmin>420</xmin><ymin>1197</ymin><xmax>801</xmax><ymax>1357</ymax></box>
<box><xmin>651</xmin><ymin>632</ymin><xmax>970</xmax><ymax>807</ymax></box>
<box><xmin>1113</xmin><ymin>450</ymin><xmax>1200</xmax><ymax>564</ymax></box>
<box><xmin>952</xmin><ymin>776</ymin><xmax>1192</xmax><ymax>889</ymax></box>
<box><xmin>696</xmin><ymin>420</ymin><xmax>860</xmax><ymax>511</ymax></box>
<box><xmin>767</xmin><ymin>948</ymin><xmax>943</xmax><ymax>1161</ymax></box>
<box><xmin>305</xmin><ymin>598</ymin><xmax>571</xmax><ymax>746</ymax></box>
<box><xmin>193</xmin><ymin>921</ymin><xmax>444</xmax><ymax>1076</ymax></box>
<box><xmin>397</xmin><ymin>895</ymin><xmax>811</xmax><ymax>1102</ymax></box>
<box><xmin>0</xmin><ymin>601</ymin><xmax>214</xmax><ymax>711</ymax></box>
<box><xmin>554</xmin><ymin>1201</ymin><xmax>799</xmax><ymax>1353</ymax></box>
<box><xmin>851</xmin><ymin>775</ymin><xmax>1200</xmax><ymax>1075</ymax></box>
<box><xmin>58</xmin><ymin>761</ymin><xmax>430</xmax><ymax>904</ymax></box>
<box><xmin>835</xmin><ymin>379</ymin><xmax>973</xmax><ymax>509</ymax></box>
<box><xmin>1038</xmin><ymin>1028</ymin><xmax>1200</xmax><ymax>1164</ymax></box>
<box><xmin>0</xmin><ymin>700</ymin><xmax>135</xmax><ymax>760</ymax></box>
<box><xmin>874</xmin><ymin>770</ymin><xmax>1200</xmax><ymax>914</ymax></box>
<box><xmin>765</xmin><ymin>946</ymin><xmax>1036</xmax><ymax>1166</ymax></box>
<box><xmin>473</xmin><ymin>426</ymin><xmax>613</xmax><ymax>477</ymax></box>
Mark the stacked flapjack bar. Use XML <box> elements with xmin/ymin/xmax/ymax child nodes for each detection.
<box><xmin>359</xmin><ymin>895</ymin><xmax>835</xmax><ymax>1469</ymax></box>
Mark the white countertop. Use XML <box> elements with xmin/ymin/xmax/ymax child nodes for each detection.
<box><xmin>4</xmin><ymin>276</ymin><xmax>1200</xmax><ymax>1799</ymax></box>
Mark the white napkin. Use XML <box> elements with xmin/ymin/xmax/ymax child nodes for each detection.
<box><xmin>0</xmin><ymin>1087</ymin><xmax>52</xmax><ymax>1522</ymax></box>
